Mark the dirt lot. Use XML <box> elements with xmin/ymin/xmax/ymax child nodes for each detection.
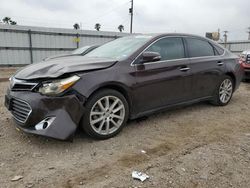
<box><xmin>0</xmin><ymin>69</ymin><xmax>250</xmax><ymax>188</ymax></box>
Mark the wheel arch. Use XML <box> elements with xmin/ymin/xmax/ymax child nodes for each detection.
<box><xmin>225</xmin><ymin>72</ymin><xmax>236</xmax><ymax>91</ymax></box>
<box><xmin>86</xmin><ymin>82</ymin><xmax>133</xmax><ymax>113</ymax></box>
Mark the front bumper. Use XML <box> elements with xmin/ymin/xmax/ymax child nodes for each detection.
<box><xmin>5</xmin><ymin>89</ymin><xmax>85</xmax><ymax>140</ymax></box>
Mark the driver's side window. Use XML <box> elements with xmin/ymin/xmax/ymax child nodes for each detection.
<box><xmin>146</xmin><ymin>37</ymin><xmax>185</xmax><ymax>61</ymax></box>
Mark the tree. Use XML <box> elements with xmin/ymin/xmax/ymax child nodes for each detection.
<box><xmin>2</xmin><ymin>17</ymin><xmax>17</xmax><ymax>25</ymax></box>
<box><xmin>95</xmin><ymin>23</ymin><xmax>101</xmax><ymax>31</ymax></box>
<box><xmin>118</xmin><ymin>25</ymin><xmax>124</xmax><ymax>32</ymax></box>
<box><xmin>2</xmin><ymin>17</ymin><xmax>11</xmax><ymax>24</ymax></box>
<box><xmin>73</xmin><ymin>23</ymin><xmax>80</xmax><ymax>30</ymax></box>
<box><xmin>10</xmin><ymin>20</ymin><xmax>17</xmax><ymax>25</ymax></box>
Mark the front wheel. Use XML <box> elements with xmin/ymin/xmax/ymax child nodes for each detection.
<box><xmin>211</xmin><ymin>76</ymin><xmax>234</xmax><ymax>106</ymax></box>
<box><xmin>81</xmin><ymin>89</ymin><xmax>129</xmax><ymax>139</ymax></box>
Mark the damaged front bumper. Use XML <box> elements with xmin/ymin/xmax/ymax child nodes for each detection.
<box><xmin>5</xmin><ymin>89</ymin><xmax>85</xmax><ymax>140</ymax></box>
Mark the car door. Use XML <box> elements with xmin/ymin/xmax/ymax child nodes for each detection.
<box><xmin>184</xmin><ymin>37</ymin><xmax>226</xmax><ymax>99</ymax></box>
<box><xmin>132</xmin><ymin>37</ymin><xmax>192</xmax><ymax>114</ymax></box>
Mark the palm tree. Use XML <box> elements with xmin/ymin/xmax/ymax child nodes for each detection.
<box><xmin>95</xmin><ymin>23</ymin><xmax>101</xmax><ymax>31</ymax></box>
<box><xmin>118</xmin><ymin>25</ymin><xmax>124</xmax><ymax>32</ymax></box>
<box><xmin>73</xmin><ymin>23</ymin><xmax>80</xmax><ymax>30</ymax></box>
<box><xmin>2</xmin><ymin>17</ymin><xmax>17</xmax><ymax>25</ymax></box>
<box><xmin>10</xmin><ymin>20</ymin><xmax>17</xmax><ymax>25</ymax></box>
<box><xmin>2</xmin><ymin>17</ymin><xmax>11</xmax><ymax>24</ymax></box>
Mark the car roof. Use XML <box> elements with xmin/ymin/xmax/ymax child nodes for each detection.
<box><xmin>134</xmin><ymin>33</ymin><xmax>207</xmax><ymax>38</ymax></box>
<box><xmin>131</xmin><ymin>33</ymin><xmax>217</xmax><ymax>44</ymax></box>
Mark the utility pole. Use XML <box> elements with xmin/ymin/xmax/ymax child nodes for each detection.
<box><xmin>223</xmin><ymin>31</ymin><xmax>228</xmax><ymax>48</ymax></box>
<box><xmin>248</xmin><ymin>27</ymin><xmax>250</xmax><ymax>40</ymax></box>
<box><xmin>129</xmin><ymin>0</ymin><xmax>134</xmax><ymax>34</ymax></box>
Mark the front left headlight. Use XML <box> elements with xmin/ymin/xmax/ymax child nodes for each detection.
<box><xmin>38</xmin><ymin>75</ymin><xmax>80</xmax><ymax>96</ymax></box>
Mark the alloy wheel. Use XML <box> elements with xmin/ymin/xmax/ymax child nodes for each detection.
<box><xmin>90</xmin><ymin>96</ymin><xmax>125</xmax><ymax>135</ymax></box>
<box><xmin>219</xmin><ymin>79</ymin><xmax>233</xmax><ymax>104</ymax></box>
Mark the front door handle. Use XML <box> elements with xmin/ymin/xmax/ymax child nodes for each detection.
<box><xmin>217</xmin><ymin>61</ymin><xmax>224</xmax><ymax>66</ymax></box>
<box><xmin>180</xmin><ymin>67</ymin><xmax>190</xmax><ymax>72</ymax></box>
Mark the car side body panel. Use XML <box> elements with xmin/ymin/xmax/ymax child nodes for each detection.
<box><xmin>187</xmin><ymin>56</ymin><xmax>226</xmax><ymax>98</ymax></box>
<box><xmin>132</xmin><ymin>59</ymin><xmax>192</xmax><ymax>114</ymax></box>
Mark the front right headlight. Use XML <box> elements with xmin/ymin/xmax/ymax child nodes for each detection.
<box><xmin>38</xmin><ymin>75</ymin><xmax>80</xmax><ymax>96</ymax></box>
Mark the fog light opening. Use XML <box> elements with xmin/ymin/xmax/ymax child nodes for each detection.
<box><xmin>34</xmin><ymin>117</ymin><xmax>56</xmax><ymax>130</ymax></box>
<box><xmin>43</xmin><ymin>122</ymin><xmax>48</xmax><ymax>129</ymax></box>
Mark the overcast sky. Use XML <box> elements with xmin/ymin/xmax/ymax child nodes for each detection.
<box><xmin>0</xmin><ymin>0</ymin><xmax>249</xmax><ymax>40</ymax></box>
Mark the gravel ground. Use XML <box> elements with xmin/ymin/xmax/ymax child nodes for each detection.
<box><xmin>0</xmin><ymin>67</ymin><xmax>19</xmax><ymax>80</ymax></box>
<box><xmin>0</xmin><ymin>69</ymin><xmax>250</xmax><ymax>188</ymax></box>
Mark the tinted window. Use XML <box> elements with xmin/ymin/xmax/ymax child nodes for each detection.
<box><xmin>186</xmin><ymin>38</ymin><xmax>215</xmax><ymax>57</ymax></box>
<box><xmin>146</xmin><ymin>37</ymin><xmax>185</xmax><ymax>61</ymax></box>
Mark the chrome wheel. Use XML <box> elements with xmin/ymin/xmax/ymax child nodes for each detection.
<box><xmin>219</xmin><ymin>79</ymin><xmax>233</xmax><ymax>104</ymax></box>
<box><xmin>90</xmin><ymin>96</ymin><xmax>125</xmax><ymax>135</ymax></box>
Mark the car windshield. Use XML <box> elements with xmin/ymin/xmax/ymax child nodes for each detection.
<box><xmin>85</xmin><ymin>35</ymin><xmax>152</xmax><ymax>60</ymax></box>
<box><xmin>71</xmin><ymin>46</ymin><xmax>91</xmax><ymax>55</ymax></box>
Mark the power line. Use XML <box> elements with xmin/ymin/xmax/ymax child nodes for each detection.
<box><xmin>0</xmin><ymin>1</ymin><xmax>131</xmax><ymax>29</ymax></box>
<box><xmin>85</xmin><ymin>1</ymin><xmax>130</xmax><ymax>23</ymax></box>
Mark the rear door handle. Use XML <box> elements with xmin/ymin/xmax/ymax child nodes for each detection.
<box><xmin>217</xmin><ymin>61</ymin><xmax>224</xmax><ymax>66</ymax></box>
<box><xmin>180</xmin><ymin>67</ymin><xmax>190</xmax><ymax>72</ymax></box>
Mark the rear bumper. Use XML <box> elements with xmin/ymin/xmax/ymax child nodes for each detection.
<box><xmin>5</xmin><ymin>89</ymin><xmax>85</xmax><ymax>140</ymax></box>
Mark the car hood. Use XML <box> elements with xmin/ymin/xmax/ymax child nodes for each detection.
<box><xmin>43</xmin><ymin>53</ymin><xmax>75</xmax><ymax>61</ymax></box>
<box><xmin>14</xmin><ymin>56</ymin><xmax>117</xmax><ymax>80</ymax></box>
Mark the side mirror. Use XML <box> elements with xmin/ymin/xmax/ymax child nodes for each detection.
<box><xmin>141</xmin><ymin>51</ymin><xmax>161</xmax><ymax>63</ymax></box>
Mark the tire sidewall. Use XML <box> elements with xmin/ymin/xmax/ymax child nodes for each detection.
<box><xmin>81</xmin><ymin>89</ymin><xmax>129</xmax><ymax>139</ymax></box>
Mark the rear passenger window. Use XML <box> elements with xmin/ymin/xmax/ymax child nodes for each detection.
<box><xmin>186</xmin><ymin>38</ymin><xmax>215</xmax><ymax>57</ymax></box>
<box><xmin>146</xmin><ymin>37</ymin><xmax>185</xmax><ymax>61</ymax></box>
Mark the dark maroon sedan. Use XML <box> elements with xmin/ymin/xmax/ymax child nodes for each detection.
<box><xmin>5</xmin><ymin>34</ymin><xmax>243</xmax><ymax>140</ymax></box>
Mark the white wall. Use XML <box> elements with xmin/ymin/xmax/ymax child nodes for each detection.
<box><xmin>0</xmin><ymin>24</ymin><xmax>128</xmax><ymax>65</ymax></box>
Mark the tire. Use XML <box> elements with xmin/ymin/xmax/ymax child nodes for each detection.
<box><xmin>211</xmin><ymin>75</ymin><xmax>234</xmax><ymax>106</ymax></box>
<box><xmin>81</xmin><ymin>89</ymin><xmax>129</xmax><ymax>139</ymax></box>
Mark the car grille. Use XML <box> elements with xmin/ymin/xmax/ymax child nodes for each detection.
<box><xmin>12</xmin><ymin>83</ymin><xmax>37</xmax><ymax>91</ymax></box>
<box><xmin>10</xmin><ymin>98</ymin><xmax>32</xmax><ymax>123</ymax></box>
<box><xmin>10</xmin><ymin>77</ymin><xmax>38</xmax><ymax>91</ymax></box>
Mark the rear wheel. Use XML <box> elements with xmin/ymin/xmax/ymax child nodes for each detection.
<box><xmin>81</xmin><ymin>89</ymin><xmax>129</xmax><ymax>139</ymax></box>
<box><xmin>211</xmin><ymin>76</ymin><xmax>234</xmax><ymax>106</ymax></box>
